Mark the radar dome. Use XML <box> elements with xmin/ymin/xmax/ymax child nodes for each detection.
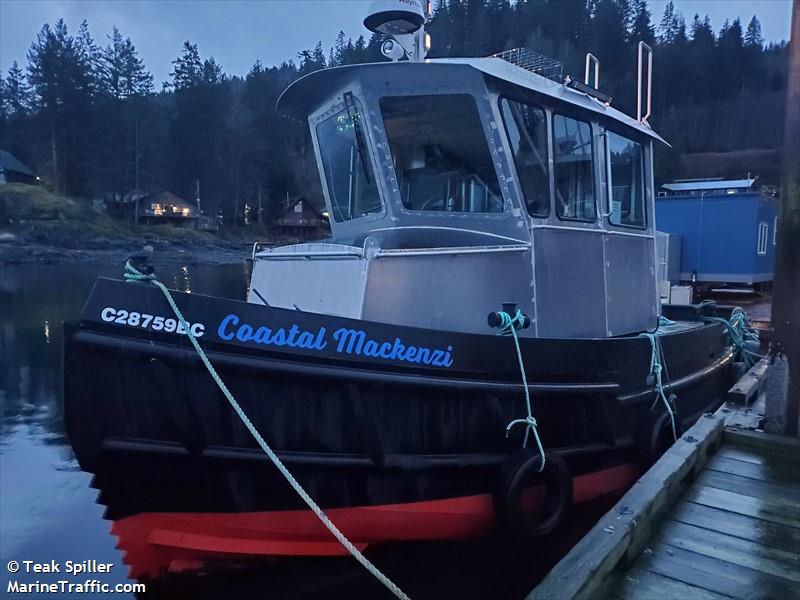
<box><xmin>364</xmin><ymin>0</ymin><xmax>426</xmax><ymax>35</ymax></box>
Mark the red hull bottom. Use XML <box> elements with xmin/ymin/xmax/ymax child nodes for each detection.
<box><xmin>112</xmin><ymin>463</ymin><xmax>638</xmax><ymax>579</ymax></box>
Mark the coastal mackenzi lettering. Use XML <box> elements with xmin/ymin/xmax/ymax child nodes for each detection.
<box><xmin>217</xmin><ymin>314</ymin><xmax>454</xmax><ymax>368</ymax></box>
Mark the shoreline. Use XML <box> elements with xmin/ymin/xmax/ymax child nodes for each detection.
<box><xmin>0</xmin><ymin>235</ymin><xmax>254</xmax><ymax>266</ymax></box>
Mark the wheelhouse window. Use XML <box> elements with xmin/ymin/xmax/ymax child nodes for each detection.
<box><xmin>316</xmin><ymin>94</ymin><xmax>381</xmax><ymax>222</ymax></box>
<box><xmin>500</xmin><ymin>98</ymin><xmax>550</xmax><ymax>217</ymax></box>
<box><xmin>607</xmin><ymin>131</ymin><xmax>646</xmax><ymax>228</ymax></box>
<box><xmin>553</xmin><ymin>114</ymin><xmax>596</xmax><ymax>221</ymax></box>
<box><xmin>380</xmin><ymin>94</ymin><xmax>503</xmax><ymax>213</ymax></box>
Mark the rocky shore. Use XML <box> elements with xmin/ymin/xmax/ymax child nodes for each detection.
<box><xmin>0</xmin><ymin>230</ymin><xmax>257</xmax><ymax>265</ymax></box>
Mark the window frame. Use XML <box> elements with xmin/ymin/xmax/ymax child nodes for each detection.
<box><xmin>551</xmin><ymin>112</ymin><xmax>597</xmax><ymax>224</ymax></box>
<box><xmin>604</xmin><ymin>129</ymin><xmax>648</xmax><ymax>230</ymax></box>
<box><xmin>774</xmin><ymin>215</ymin><xmax>778</xmax><ymax>246</ymax></box>
<box><xmin>378</xmin><ymin>92</ymin><xmax>506</xmax><ymax>216</ymax></box>
<box><xmin>498</xmin><ymin>96</ymin><xmax>552</xmax><ymax>218</ymax></box>
<box><xmin>757</xmin><ymin>221</ymin><xmax>769</xmax><ymax>255</ymax></box>
<box><xmin>313</xmin><ymin>94</ymin><xmax>385</xmax><ymax>225</ymax></box>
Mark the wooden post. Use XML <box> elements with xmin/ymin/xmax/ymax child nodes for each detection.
<box><xmin>766</xmin><ymin>0</ymin><xmax>800</xmax><ymax>436</ymax></box>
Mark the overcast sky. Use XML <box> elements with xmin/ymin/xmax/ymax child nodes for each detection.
<box><xmin>0</xmin><ymin>0</ymin><xmax>793</xmax><ymax>86</ymax></box>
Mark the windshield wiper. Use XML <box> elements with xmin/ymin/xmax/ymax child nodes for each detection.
<box><xmin>343</xmin><ymin>92</ymin><xmax>372</xmax><ymax>185</ymax></box>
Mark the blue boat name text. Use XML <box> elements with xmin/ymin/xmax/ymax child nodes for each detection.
<box><xmin>217</xmin><ymin>314</ymin><xmax>454</xmax><ymax>368</ymax></box>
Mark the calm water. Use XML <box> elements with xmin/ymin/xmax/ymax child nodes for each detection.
<box><xmin>0</xmin><ymin>261</ymin><xmax>249</xmax><ymax>599</ymax></box>
<box><xmin>0</xmin><ymin>261</ymin><xmax>615</xmax><ymax>600</ymax></box>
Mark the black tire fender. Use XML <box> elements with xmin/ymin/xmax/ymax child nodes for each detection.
<box><xmin>637</xmin><ymin>408</ymin><xmax>683</xmax><ymax>468</ymax></box>
<box><xmin>494</xmin><ymin>450</ymin><xmax>572</xmax><ymax>537</ymax></box>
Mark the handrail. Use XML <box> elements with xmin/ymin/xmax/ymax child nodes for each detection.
<box><xmin>637</xmin><ymin>41</ymin><xmax>653</xmax><ymax>123</ymax></box>
<box><xmin>584</xmin><ymin>53</ymin><xmax>599</xmax><ymax>89</ymax></box>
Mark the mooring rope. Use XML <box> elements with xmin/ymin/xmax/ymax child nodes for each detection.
<box><xmin>658</xmin><ymin>315</ymin><xmax>677</xmax><ymax>327</ymax></box>
<box><xmin>497</xmin><ymin>309</ymin><xmax>546</xmax><ymax>471</ymax></box>
<box><xmin>703</xmin><ymin>306</ymin><xmax>765</xmax><ymax>369</ymax></box>
<box><xmin>123</xmin><ymin>261</ymin><xmax>410</xmax><ymax>600</ymax></box>
<box><xmin>640</xmin><ymin>331</ymin><xmax>678</xmax><ymax>442</ymax></box>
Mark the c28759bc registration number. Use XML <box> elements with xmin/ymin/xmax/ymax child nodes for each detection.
<box><xmin>100</xmin><ymin>307</ymin><xmax>205</xmax><ymax>337</ymax></box>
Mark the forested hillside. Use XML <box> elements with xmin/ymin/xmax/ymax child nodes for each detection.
<box><xmin>0</xmin><ymin>0</ymin><xmax>789</xmax><ymax>223</ymax></box>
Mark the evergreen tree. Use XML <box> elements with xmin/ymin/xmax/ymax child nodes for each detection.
<box><xmin>103</xmin><ymin>27</ymin><xmax>153</xmax><ymax>98</ymax></box>
<box><xmin>333</xmin><ymin>30</ymin><xmax>347</xmax><ymax>66</ymax></box>
<box><xmin>168</xmin><ymin>41</ymin><xmax>203</xmax><ymax>89</ymax></box>
<box><xmin>658</xmin><ymin>1</ymin><xmax>679</xmax><ymax>45</ymax></box>
<box><xmin>27</xmin><ymin>19</ymin><xmax>96</xmax><ymax>194</ymax></box>
<box><xmin>745</xmin><ymin>15</ymin><xmax>764</xmax><ymax>48</ymax></box>
<box><xmin>2</xmin><ymin>62</ymin><xmax>32</xmax><ymax>117</ymax></box>
<box><xmin>202</xmin><ymin>57</ymin><xmax>223</xmax><ymax>85</ymax></box>
<box><xmin>616</xmin><ymin>0</ymin><xmax>635</xmax><ymax>37</ymax></box>
<box><xmin>74</xmin><ymin>20</ymin><xmax>102</xmax><ymax>97</ymax></box>
<box><xmin>630</xmin><ymin>0</ymin><xmax>655</xmax><ymax>44</ymax></box>
<box><xmin>298</xmin><ymin>41</ymin><xmax>327</xmax><ymax>74</ymax></box>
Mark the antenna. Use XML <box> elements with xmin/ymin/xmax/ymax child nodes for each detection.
<box><xmin>364</xmin><ymin>0</ymin><xmax>429</xmax><ymax>62</ymax></box>
<box><xmin>637</xmin><ymin>41</ymin><xmax>653</xmax><ymax>123</ymax></box>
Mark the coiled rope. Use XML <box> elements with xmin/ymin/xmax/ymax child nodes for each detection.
<box><xmin>497</xmin><ymin>310</ymin><xmax>546</xmax><ymax>471</ymax></box>
<box><xmin>639</xmin><ymin>331</ymin><xmax>677</xmax><ymax>442</ymax></box>
<box><xmin>123</xmin><ymin>261</ymin><xmax>410</xmax><ymax>600</ymax></box>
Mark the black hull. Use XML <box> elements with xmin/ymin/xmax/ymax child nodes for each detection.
<box><xmin>63</xmin><ymin>278</ymin><xmax>734</xmax><ymax>576</ymax></box>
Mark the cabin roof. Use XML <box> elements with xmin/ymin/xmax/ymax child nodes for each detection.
<box><xmin>661</xmin><ymin>178</ymin><xmax>756</xmax><ymax>192</ymax></box>
<box><xmin>139</xmin><ymin>189</ymin><xmax>194</xmax><ymax>207</ymax></box>
<box><xmin>277</xmin><ymin>58</ymin><xmax>668</xmax><ymax>145</ymax></box>
<box><xmin>0</xmin><ymin>150</ymin><xmax>35</xmax><ymax>177</ymax></box>
<box><xmin>280</xmin><ymin>196</ymin><xmax>324</xmax><ymax>217</ymax></box>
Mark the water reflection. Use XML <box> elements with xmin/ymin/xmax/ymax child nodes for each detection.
<box><xmin>0</xmin><ymin>261</ymin><xmax>249</xmax><ymax>599</ymax></box>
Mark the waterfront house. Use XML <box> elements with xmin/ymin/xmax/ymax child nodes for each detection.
<box><xmin>0</xmin><ymin>150</ymin><xmax>37</xmax><ymax>185</ymax></box>
<box><xmin>137</xmin><ymin>189</ymin><xmax>198</xmax><ymax>227</ymax></box>
<box><xmin>272</xmin><ymin>196</ymin><xmax>328</xmax><ymax>239</ymax></box>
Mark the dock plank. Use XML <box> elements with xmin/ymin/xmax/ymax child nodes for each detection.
<box><xmin>696</xmin><ymin>469</ymin><xmax>800</xmax><ymax>505</ymax></box>
<box><xmin>658</xmin><ymin>520</ymin><xmax>800</xmax><ymax>582</ymax></box>
<box><xmin>726</xmin><ymin>428</ymin><xmax>800</xmax><ymax>455</ymax></box>
<box><xmin>685</xmin><ymin>485</ymin><xmax>800</xmax><ymax>528</ymax></box>
<box><xmin>715</xmin><ymin>445</ymin><xmax>800</xmax><ymax>469</ymax></box>
<box><xmin>671</xmin><ymin>502</ymin><xmax>800</xmax><ymax>555</ymax></box>
<box><xmin>637</xmin><ymin>542</ymin><xmax>796</xmax><ymax>600</ymax></box>
<box><xmin>616</xmin><ymin>567</ymin><xmax>731</xmax><ymax>600</ymax></box>
<box><xmin>706</xmin><ymin>454</ymin><xmax>800</xmax><ymax>483</ymax></box>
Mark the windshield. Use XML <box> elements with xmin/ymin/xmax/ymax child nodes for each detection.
<box><xmin>380</xmin><ymin>94</ymin><xmax>503</xmax><ymax>213</ymax></box>
<box><xmin>607</xmin><ymin>131</ymin><xmax>645</xmax><ymax>228</ymax></box>
<box><xmin>316</xmin><ymin>94</ymin><xmax>381</xmax><ymax>222</ymax></box>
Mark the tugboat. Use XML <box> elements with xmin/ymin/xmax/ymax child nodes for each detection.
<box><xmin>64</xmin><ymin>0</ymin><xmax>741</xmax><ymax>583</ymax></box>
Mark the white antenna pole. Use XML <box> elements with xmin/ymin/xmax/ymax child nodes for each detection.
<box><xmin>637</xmin><ymin>41</ymin><xmax>653</xmax><ymax>123</ymax></box>
<box><xmin>585</xmin><ymin>53</ymin><xmax>599</xmax><ymax>89</ymax></box>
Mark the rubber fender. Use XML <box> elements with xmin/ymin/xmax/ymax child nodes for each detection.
<box><xmin>637</xmin><ymin>408</ymin><xmax>683</xmax><ymax>468</ymax></box>
<box><xmin>494</xmin><ymin>450</ymin><xmax>572</xmax><ymax>537</ymax></box>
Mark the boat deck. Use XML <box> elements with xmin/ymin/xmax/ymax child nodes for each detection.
<box><xmin>529</xmin><ymin>359</ymin><xmax>800</xmax><ymax>600</ymax></box>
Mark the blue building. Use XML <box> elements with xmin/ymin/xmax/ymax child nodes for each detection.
<box><xmin>655</xmin><ymin>178</ymin><xmax>777</xmax><ymax>286</ymax></box>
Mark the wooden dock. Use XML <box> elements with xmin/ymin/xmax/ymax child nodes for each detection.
<box><xmin>529</xmin><ymin>359</ymin><xmax>800</xmax><ymax>600</ymax></box>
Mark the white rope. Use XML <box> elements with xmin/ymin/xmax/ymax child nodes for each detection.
<box><xmin>125</xmin><ymin>262</ymin><xmax>410</xmax><ymax>600</ymax></box>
